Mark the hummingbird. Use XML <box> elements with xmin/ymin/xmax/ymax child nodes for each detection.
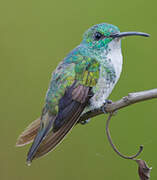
<box><xmin>16</xmin><ymin>23</ymin><xmax>149</xmax><ymax>165</ymax></box>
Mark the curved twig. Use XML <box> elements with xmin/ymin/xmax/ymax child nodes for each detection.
<box><xmin>105</xmin><ymin>113</ymin><xmax>143</xmax><ymax>160</ymax></box>
<box><xmin>77</xmin><ymin>88</ymin><xmax>156</xmax><ymax>179</ymax></box>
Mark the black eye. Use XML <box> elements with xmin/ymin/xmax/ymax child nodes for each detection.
<box><xmin>94</xmin><ymin>32</ymin><xmax>103</xmax><ymax>41</ymax></box>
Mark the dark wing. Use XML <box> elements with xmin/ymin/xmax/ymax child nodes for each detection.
<box><xmin>26</xmin><ymin>56</ymin><xmax>100</xmax><ymax>163</ymax></box>
<box><xmin>26</xmin><ymin>114</ymin><xmax>55</xmax><ymax>165</ymax></box>
<box><xmin>33</xmin><ymin>83</ymin><xmax>92</xmax><ymax>159</ymax></box>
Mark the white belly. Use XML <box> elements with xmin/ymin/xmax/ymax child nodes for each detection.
<box><xmin>90</xmin><ymin>40</ymin><xmax>123</xmax><ymax>109</ymax></box>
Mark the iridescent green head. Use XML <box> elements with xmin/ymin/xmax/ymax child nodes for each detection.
<box><xmin>83</xmin><ymin>23</ymin><xmax>120</xmax><ymax>50</ymax></box>
<box><xmin>82</xmin><ymin>23</ymin><xmax>149</xmax><ymax>51</ymax></box>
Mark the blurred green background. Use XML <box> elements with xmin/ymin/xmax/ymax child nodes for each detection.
<box><xmin>0</xmin><ymin>0</ymin><xmax>157</xmax><ymax>179</ymax></box>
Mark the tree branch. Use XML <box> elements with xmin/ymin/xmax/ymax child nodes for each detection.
<box><xmin>79</xmin><ymin>88</ymin><xmax>157</xmax><ymax>122</ymax></box>
<box><xmin>78</xmin><ymin>88</ymin><xmax>156</xmax><ymax>180</ymax></box>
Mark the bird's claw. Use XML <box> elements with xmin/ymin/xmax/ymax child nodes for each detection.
<box><xmin>102</xmin><ymin>99</ymin><xmax>112</xmax><ymax>114</ymax></box>
<box><xmin>79</xmin><ymin>119</ymin><xmax>91</xmax><ymax>125</ymax></box>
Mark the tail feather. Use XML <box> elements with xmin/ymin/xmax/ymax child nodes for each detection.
<box><xmin>26</xmin><ymin>115</ymin><xmax>55</xmax><ymax>165</ymax></box>
<box><xmin>16</xmin><ymin>118</ymin><xmax>41</xmax><ymax>147</ymax></box>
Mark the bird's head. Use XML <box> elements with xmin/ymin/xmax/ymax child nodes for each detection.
<box><xmin>82</xmin><ymin>23</ymin><xmax>149</xmax><ymax>52</ymax></box>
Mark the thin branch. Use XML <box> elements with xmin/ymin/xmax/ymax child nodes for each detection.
<box><xmin>79</xmin><ymin>88</ymin><xmax>157</xmax><ymax>122</ymax></box>
<box><xmin>78</xmin><ymin>88</ymin><xmax>156</xmax><ymax>179</ymax></box>
<box><xmin>78</xmin><ymin>88</ymin><xmax>156</xmax><ymax>180</ymax></box>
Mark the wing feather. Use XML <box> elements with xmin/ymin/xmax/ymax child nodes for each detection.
<box><xmin>16</xmin><ymin>54</ymin><xmax>100</xmax><ymax>164</ymax></box>
<box><xmin>33</xmin><ymin>84</ymin><xmax>92</xmax><ymax>160</ymax></box>
<box><xmin>34</xmin><ymin>103</ymin><xmax>86</xmax><ymax>159</ymax></box>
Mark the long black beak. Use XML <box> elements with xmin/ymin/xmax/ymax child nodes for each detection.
<box><xmin>110</xmin><ymin>32</ymin><xmax>150</xmax><ymax>38</ymax></box>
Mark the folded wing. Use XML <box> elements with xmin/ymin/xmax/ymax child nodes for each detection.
<box><xmin>34</xmin><ymin>84</ymin><xmax>92</xmax><ymax>159</ymax></box>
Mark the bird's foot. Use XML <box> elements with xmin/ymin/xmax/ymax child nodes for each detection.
<box><xmin>79</xmin><ymin>118</ymin><xmax>91</xmax><ymax>125</ymax></box>
<box><xmin>102</xmin><ymin>99</ymin><xmax>112</xmax><ymax>114</ymax></box>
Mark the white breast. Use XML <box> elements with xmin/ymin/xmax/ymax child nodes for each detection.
<box><xmin>107</xmin><ymin>39</ymin><xmax>123</xmax><ymax>79</ymax></box>
<box><xmin>90</xmin><ymin>39</ymin><xmax>123</xmax><ymax>109</ymax></box>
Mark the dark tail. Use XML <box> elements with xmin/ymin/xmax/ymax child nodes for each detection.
<box><xmin>26</xmin><ymin>116</ymin><xmax>54</xmax><ymax>165</ymax></box>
